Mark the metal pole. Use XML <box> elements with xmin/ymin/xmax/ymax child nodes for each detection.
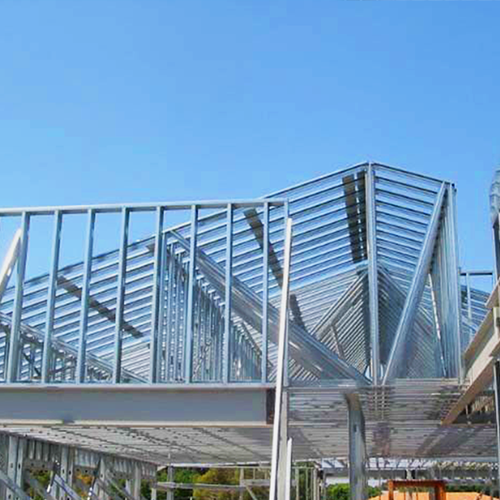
<box><xmin>262</xmin><ymin>202</ymin><xmax>270</xmax><ymax>383</ymax></box>
<box><xmin>6</xmin><ymin>213</ymin><xmax>30</xmax><ymax>383</ymax></box>
<box><xmin>366</xmin><ymin>162</ymin><xmax>380</xmax><ymax>384</ymax></box>
<box><xmin>167</xmin><ymin>466</ymin><xmax>174</xmax><ymax>500</ymax></box>
<box><xmin>269</xmin><ymin>218</ymin><xmax>293</xmax><ymax>500</ymax></box>
<box><xmin>113</xmin><ymin>207</ymin><xmax>130</xmax><ymax>383</ymax></box>
<box><xmin>285</xmin><ymin>438</ymin><xmax>293</xmax><ymax>500</ymax></box>
<box><xmin>149</xmin><ymin>207</ymin><xmax>165</xmax><ymax>383</ymax></box>
<box><xmin>223</xmin><ymin>203</ymin><xmax>233</xmax><ymax>384</ymax></box>
<box><xmin>184</xmin><ymin>206</ymin><xmax>198</xmax><ymax>383</ymax></box>
<box><xmin>345</xmin><ymin>394</ymin><xmax>367</xmax><ymax>500</ymax></box>
<box><xmin>76</xmin><ymin>209</ymin><xmax>96</xmax><ymax>383</ymax></box>
<box><xmin>41</xmin><ymin>211</ymin><xmax>62</xmax><ymax>384</ymax></box>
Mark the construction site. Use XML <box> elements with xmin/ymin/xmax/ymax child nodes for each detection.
<box><xmin>0</xmin><ymin>161</ymin><xmax>499</xmax><ymax>500</ymax></box>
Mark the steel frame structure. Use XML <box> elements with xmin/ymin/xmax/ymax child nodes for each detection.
<box><xmin>0</xmin><ymin>161</ymin><xmax>496</xmax><ymax>499</ymax></box>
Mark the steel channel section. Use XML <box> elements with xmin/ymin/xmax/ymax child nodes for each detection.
<box><xmin>41</xmin><ymin>212</ymin><xmax>63</xmax><ymax>383</ymax></box>
<box><xmin>224</xmin><ymin>203</ymin><xmax>234</xmax><ymax>384</ymax></box>
<box><xmin>446</xmin><ymin>185</ymin><xmax>463</xmax><ymax>381</ymax></box>
<box><xmin>113</xmin><ymin>208</ymin><xmax>130</xmax><ymax>383</ymax></box>
<box><xmin>184</xmin><ymin>206</ymin><xmax>198</xmax><ymax>383</ymax></box>
<box><xmin>76</xmin><ymin>209</ymin><xmax>96</xmax><ymax>383</ymax></box>
<box><xmin>6</xmin><ymin>212</ymin><xmax>30</xmax><ymax>383</ymax></box>
<box><xmin>262</xmin><ymin>202</ymin><xmax>270</xmax><ymax>383</ymax></box>
<box><xmin>383</xmin><ymin>183</ymin><xmax>447</xmax><ymax>383</ymax></box>
<box><xmin>269</xmin><ymin>217</ymin><xmax>293</xmax><ymax>500</ymax></box>
<box><xmin>366</xmin><ymin>163</ymin><xmax>380</xmax><ymax>385</ymax></box>
<box><xmin>149</xmin><ymin>207</ymin><xmax>165</xmax><ymax>383</ymax></box>
<box><xmin>165</xmin><ymin>244</ymin><xmax>176</xmax><ymax>382</ymax></box>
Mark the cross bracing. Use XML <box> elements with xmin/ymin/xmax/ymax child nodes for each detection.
<box><xmin>0</xmin><ymin>161</ymin><xmax>496</xmax><ymax>481</ymax></box>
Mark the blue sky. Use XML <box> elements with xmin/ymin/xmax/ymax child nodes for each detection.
<box><xmin>0</xmin><ymin>1</ymin><xmax>499</xmax><ymax>276</ymax></box>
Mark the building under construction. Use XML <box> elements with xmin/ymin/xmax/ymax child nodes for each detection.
<box><xmin>0</xmin><ymin>162</ymin><xmax>498</xmax><ymax>500</ymax></box>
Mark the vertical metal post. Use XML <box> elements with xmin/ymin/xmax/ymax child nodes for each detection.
<box><xmin>493</xmin><ymin>360</ymin><xmax>500</xmax><ymax>496</ymax></box>
<box><xmin>239</xmin><ymin>468</ymin><xmax>244</xmax><ymax>500</ymax></box>
<box><xmin>6</xmin><ymin>436</ymin><xmax>19</xmax><ymax>500</ymax></box>
<box><xmin>366</xmin><ymin>163</ymin><xmax>380</xmax><ymax>385</ymax></box>
<box><xmin>165</xmin><ymin>245</ymin><xmax>176</xmax><ymax>382</ymax></box>
<box><xmin>278</xmin><ymin>395</ymin><xmax>289</xmax><ymax>500</ymax></box>
<box><xmin>446</xmin><ymin>184</ymin><xmax>463</xmax><ymax>381</ymax></box>
<box><xmin>223</xmin><ymin>203</ymin><xmax>233</xmax><ymax>384</ymax></box>
<box><xmin>132</xmin><ymin>464</ymin><xmax>141</xmax><ymax>500</ymax></box>
<box><xmin>113</xmin><ymin>208</ymin><xmax>130</xmax><ymax>383</ymax></box>
<box><xmin>41</xmin><ymin>211</ymin><xmax>62</xmax><ymax>384</ymax></box>
<box><xmin>261</xmin><ymin>202</ymin><xmax>270</xmax><ymax>383</ymax></box>
<box><xmin>295</xmin><ymin>467</ymin><xmax>299</xmax><ymax>500</ymax></box>
<box><xmin>7</xmin><ymin>213</ymin><xmax>30</xmax><ymax>383</ymax></box>
<box><xmin>345</xmin><ymin>394</ymin><xmax>367</xmax><ymax>500</ymax></box>
<box><xmin>167</xmin><ymin>466</ymin><xmax>174</xmax><ymax>500</ymax></box>
<box><xmin>269</xmin><ymin>218</ymin><xmax>293</xmax><ymax>500</ymax></box>
<box><xmin>285</xmin><ymin>438</ymin><xmax>293</xmax><ymax>500</ymax></box>
<box><xmin>184</xmin><ymin>206</ymin><xmax>198</xmax><ymax>383</ymax></box>
<box><xmin>149</xmin><ymin>207</ymin><xmax>164</xmax><ymax>383</ymax></box>
<box><xmin>76</xmin><ymin>209</ymin><xmax>96</xmax><ymax>383</ymax></box>
<box><xmin>58</xmin><ymin>446</ymin><xmax>74</xmax><ymax>500</ymax></box>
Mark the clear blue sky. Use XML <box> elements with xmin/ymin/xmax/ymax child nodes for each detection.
<box><xmin>1</xmin><ymin>1</ymin><xmax>499</xmax><ymax>275</ymax></box>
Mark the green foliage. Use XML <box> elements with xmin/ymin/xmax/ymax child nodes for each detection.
<box><xmin>326</xmin><ymin>483</ymin><xmax>382</xmax><ymax>500</ymax></box>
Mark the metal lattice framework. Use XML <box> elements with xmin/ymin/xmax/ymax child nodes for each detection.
<box><xmin>0</xmin><ymin>161</ymin><xmax>495</xmax><ymax>474</ymax></box>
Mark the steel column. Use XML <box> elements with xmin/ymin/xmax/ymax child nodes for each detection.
<box><xmin>76</xmin><ymin>209</ymin><xmax>96</xmax><ymax>383</ymax></box>
<box><xmin>113</xmin><ymin>207</ymin><xmax>130</xmax><ymax>383</ymax></box>
<box><xmin>345</xmin><ymin>394</ymin><xmax>367</xmax><ymax>500</ymax></box>
<box><xmin>446</xmin><ymin>184</ymin><xmax>463</xmax><ymax>380</ymax></box>
<box><xmin>149</xmin><ymin>207</ymin><xmax>165</xmax><ymax>383</ymax></box>
<box><xmin>167</xmin><ymin>466</ymin><xmax>174</xmax><ymax>500</ymax></box>
<box><xmin>269</xmin><ymin>217</ymin><xmax>293</xmax><ymax>500</ymax></box>
<box><xmin>223</xmin><ymin>203</ymin><xmax>234</xmax><ymax>383</ymax></box>
<box><xmin>41</xmin><ymin>211</ymin><xmax>62</xmax><ymax>383</ymax></box>
<box><xmin>366</xmin><ymin>163</ymin><xmax>380</xmax><ymax>384</ymax></box>
<box><xmin>262</xmin><ymin>201</ymin><xmax>270</xmax><ymax>383</ymax></box>
<box><xmin>184</xmin><ymin>206</ymin><xmax>198</xmax><ymax>383</ymax></box>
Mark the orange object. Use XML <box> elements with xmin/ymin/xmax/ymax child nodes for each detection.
<box><xmin>388</xmin><ymin>480</ymin><xmax>446</xmax><ymax>500</ymax></box>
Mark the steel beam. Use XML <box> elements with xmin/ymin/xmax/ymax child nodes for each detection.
<box><xmin>383</xmin><ymin>183</ymin><xmax>447</xmax><ymax>383</ymax></box>
<box><xmin>0</xmin><ymin>385</ymin><xmax>272</xmax><ymax>426</ymax></box>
